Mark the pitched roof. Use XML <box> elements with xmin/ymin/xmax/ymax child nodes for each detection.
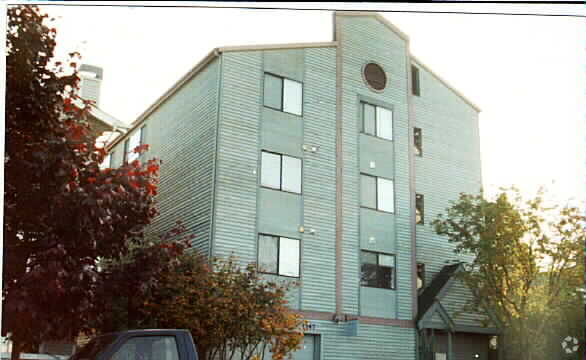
<box><xmin>417</xmin><ymin>263</ymin><xmax>462</xmax><ymax>321</ymax></box>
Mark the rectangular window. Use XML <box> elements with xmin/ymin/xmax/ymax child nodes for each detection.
<box><xmin>416</xmin><ymin>194</ymin><xmax>424</xmax><ymax>224</ymax></box>
<box><xmin>260</xmin><ymin>151</ymin><xmax>302</xmax><ymax>194</ymax></box>
<box><xmin>258</xmin><ymin>234</ymin><xmax>300</xmax><ymax>278</ymax></box>
<box><xmin>360</xmin><ymin>174</ymin><xmax>394</xmax><ymax>213</ymax></box>
<box><xmin>263</xmin><ymin>73</ymin><xmax>303</xmax><ymax>116</ymax></box>
<box><xmin>125</xmin><ymin>126</ymin><xmax>145</xmax><ymax>163</ymax></box>
<box><xmin>360</xmin><ymin>251</ymin><xmax>396</xmax><ymax>290</ymax></box>
<box><xmin>361</xmin><ymin>102</ymin><xmax>393</xmax><ymax>140</ymax></box>
<box><xmin>417</xmin><ymin>263</ymin><xmax>425</xmax><ymax>290</ymax></box>
<box><xmin>414</xmin><ymin>127</ymin><xmax>422</xmax><ymax>156</ymax></box>
<box><xmin>411</xmin><ymin>65</ymin><xmax>420</xmax><ymax>96</ymax></box>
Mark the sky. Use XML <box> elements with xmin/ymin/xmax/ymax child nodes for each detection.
<box><xmin>19</xmin><ymin>2</ymin><xmax>586</xmax><ymax>206</ymax></box>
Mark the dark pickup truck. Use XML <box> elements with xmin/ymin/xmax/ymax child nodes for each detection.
<box><xmin>69</xmin><ymin>329</ymin><xmax>198</xmax><ymax>360</ymax></box>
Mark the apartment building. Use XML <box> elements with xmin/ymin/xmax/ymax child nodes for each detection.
<box><xmin>106</xmin><ymin>11</ymin><xmax>500</xmax><ymax>360</ymax></box>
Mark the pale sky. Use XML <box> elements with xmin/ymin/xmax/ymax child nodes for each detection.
<box><xmin>25</xmin><ymin>2</ymin><xmax>586</xmax><ymax>206</ymax></box>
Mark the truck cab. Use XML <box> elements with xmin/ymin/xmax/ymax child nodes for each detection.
<box><xmin>69</xmin><ymin>329</ymin><xmax>198</xmax><ymax>360</ymax></box>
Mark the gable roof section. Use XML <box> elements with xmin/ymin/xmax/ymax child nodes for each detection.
<box><xmin>334</xmin><ymin>11</ymin><xmax>410</xmax><ymax>42</ymax></box>
<box><xmin>334</xmin><ymin>11</ymin><xmax>480</xmax><ymax>113</ymax></box>
<box><xmin>109</xmin><ymin>11</ymin><xmax>480</xmax><ymax>150</ymax></box>
<box><xmin>107</xmin><ymin>40</ymin><xmax>337</xmax><ymax>150</ymax></box>
<box><xmin>418</xmin><ymin>263</ymin><xmax>502</xmax><ymax>334</ymax></box>
<box><xmin>411</xmin><ymin>56</ymin><xmax>481</xmax><ymax>112</ymax></box>
<box><xmin>418</xmin><ymin>263</ymin><xmax>463</xmax><ymax>321</ymax></box>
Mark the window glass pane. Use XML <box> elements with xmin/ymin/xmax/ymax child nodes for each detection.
<box><xmin>379</xmin><ymin>254</ymin><xmax>395</xmax><ymax>267</ymax></box>
<box><xmin>361</xmin><ymin>175</ymin><xmax>376</xmax><ymax>209</ymax></box>
<box><xmin>376</xmin><ymin>107</ymin><xmax>393</xmax><ymax>140</ymax></box>
<box><xmin>279</xmin><ymin>237</ymin><xmax>300</xmax><ymax>277</ymax></box>
<box><xmin>127</xmin><ymin>130</ymin><xmax>142</xmax><ymax>162</ymax></box>
<box><xmin>152</xmin><ymin>337</ymin><xmax>179</xmax><ymax>360</ymax></box>
<box><xmin>417</xmin><ymin>263</ymin><xmax>425</xmax><ymax>290</ymax></box>
<box><xmin>414</xmin><ymin>127</ymin><xmax>422</xmax><ymax>156</ymax></box>
<box><xmin>378</xmin><ymin>265</ymin><xmax>394</xmax><ymax>289</ymax></box>
<box><xmin>363</xmin><ymin>103</ymin><xmax>376</xmax><ymax>135</ymax></box>
<box><xmin>377</xmin><ymin>178</ymin><xmax>394</xmax><ymax>213</ymax></box>
<box><xmin>139</xmin><ymin>126</ymin><xmax>146</xmax><ymax>146</ymax></box>
<box><xmin>416</xmin><ymin>194</ymin><xmax>424</xmax><ymax>224</ymax></box>
<box><xmin>112</xmin><ymin>336</ymin><xmax>179</xmax><ymax>360</ymax></box>
<box><xmin>360</xmin><ymin>251</ymin><xmax>377</xmax><ymax>264</ymax></box>
<box><xmin>261</xmin><ymin>152</ymin><xmax>281</xmax><ymax>190</ymax></box>
<box><xmin>283</xmin><ymin>79</ymin><xmax>303</xmax><ymax>115</ymax></box>
<box><xmin>360</xmin><ymin>263</ymin><xmax>379</xmax><ymax>287</ymax></box>
<box><xmin>258</xmin><ymin>235</ymin><xmax>278</xmax><ymax>274</ymax></box>
<box><xmin>412</xmin><ymin>66</ymin><xmax>420</xmax><ymax>96</ymax></box>
<box><xmin>281</xmin><ymin>155</ymin><xmax>302</xmax><ymax>193</ymax></box>
<box><xmin>264</xmin><ymin>74</ymin><xmax>282</xmax><ymax>110</ymax></box>
<box><xmin>100</xmin><ymin>154</ymin><xmax>111</xmax><ymax>170</ymax></box>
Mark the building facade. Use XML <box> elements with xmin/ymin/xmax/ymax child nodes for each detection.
<box><xmin>107</xmin><ymin>12</ymin><xmax>499</xmax><ymax>360</ymax></box>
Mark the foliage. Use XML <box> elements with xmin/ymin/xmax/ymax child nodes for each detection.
<box><xmin>4</xmin><ymin>5</ymin><xmax>160</xmax><ymax>358</ymax></box>
<box><xmin>90</xmin><ymin>222</ymin><xmax>194</xmax><ymax>333</ymax></box>
<box><xmin>432</xmin><ymin>187</ymin><xmax>584</xmax><ymax>360</ymax></box>
<box><xmin>143</xmin><ymin>255</ymin><xmax>306</xmax><ymax>360</ymax></box>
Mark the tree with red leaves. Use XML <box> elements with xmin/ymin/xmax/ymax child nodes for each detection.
<box><xmin>4</xmin><ymin>5</ymin><xmax>161</xmax><ymax>359</ymax></box>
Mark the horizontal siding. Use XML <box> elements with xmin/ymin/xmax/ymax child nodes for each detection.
<box><xmin>310</xmin><ymin>320</ymin><xmax>416</xmax><ymax>360</ymax></box>
<box><xmin>412</xmin><ymin>58</ymin><xmax>483</xmax><ymax>325</ymax></box>
<box><xmin>110</xmin><ymin>60</ymin><xmax>219</xmax><ymax>254</ymax></box>
<box><xmin>301</xmin><ymin>47</ymin><xmax>338</xmax><ymax>313</ymax></box>
<box><xmin>213</xmin><ymin>51</ymin><xmax>263</xmax><ymax>264</ymax></box>
<box><xmin>339</xmin><ymin>15</ymin><xmax>412</xmax><ymax>319</ymax></box>
<box><xmin>442</xmin><ymin>279</ymin><xmax>491</xmax><ymax>327</ymax></box>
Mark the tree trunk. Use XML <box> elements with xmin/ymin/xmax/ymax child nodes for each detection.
<box><xmin>10</xmin><ymin>338</ymin><xmax>21</xmax><ymax>360</ymax></box>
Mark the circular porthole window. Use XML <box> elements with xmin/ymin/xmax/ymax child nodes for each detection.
<box><xmin>363</xmin><ymin>62</ymin><xmax>387</xmax><ymax>91</ymax></box>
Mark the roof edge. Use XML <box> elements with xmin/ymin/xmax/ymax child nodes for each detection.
<box><xmin>334</xmin><ymin>11</ymin><xmax>410</xmax><ymax>42</ymax></box>
<box><xmin>411</xmin><ymin>55</ymin><xmax>481</xmax><ymax>113</ymax></box>
<box><xmin>218</xmin><ymin>41</ymin><xmax>337</xmax><ymax>53</ymax></box>
<box><xmin>107</xmin><ymin>48</ymin><xmax>220</xmax><ymax>150</ymax></box>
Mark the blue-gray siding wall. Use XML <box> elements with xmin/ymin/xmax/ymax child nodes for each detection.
<box><xmin>213</xmin><ymin>51</ymin><xmax>262</xmax><ymax>263</ymax></box>
<box><xmin>109</xmin><ymin>59</ymin><xmax>219</xmax><ymax>254</ymax></box>
<box><xmin>411</xmin><ymin>62</ymin><xmax>483</xmax><ymax>315</ymax></box>
<box><xmin>441</xmin><ymin>279</ymin><xmax>492</xmax><ymax>328</ymax></box>
<box><xmin>337</xmin><ymin>15</ymin><xmax>413</xmax><ymax>320</ymax></box>
<box><xmin>213</xmin><ymin>47</ymin><xmax>338</xmax><ymax>313</ymax></box>
<box><xmin>308</xmin><ymin>321</ymin><xmax>416</xmax><ymax>360</ymax></box>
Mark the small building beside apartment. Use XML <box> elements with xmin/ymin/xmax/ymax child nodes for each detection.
<box><xmin>106</xmin><ymin>11</ymin><xmax>500</xmax><ymax>360</ymax></box>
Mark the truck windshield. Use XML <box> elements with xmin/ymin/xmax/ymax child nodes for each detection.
<box><xmin>69</xmin><ymin>334</ymin><xmax>118</xmax><ymax>360</ymax></box>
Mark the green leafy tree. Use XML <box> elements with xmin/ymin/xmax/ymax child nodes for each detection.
<box><xmin>4</xmin><ymin>5</ymin><xmax>160</xmax><ymax>359</ymax></box>
<box><xmin>432</xmin><ymin>187</ymin><xmax>584</xmax><ymax>360</ymax></box>
<box><xmin>142</xmin><ymin>255</ymin><xmax>306</xmax><ymax>360</ymax></box>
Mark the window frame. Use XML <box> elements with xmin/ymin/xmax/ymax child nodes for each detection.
<box><xmin>263</xmin><ymin>72</ymin><xmax>303</xmax><ymax>116</ymax></box>
<box><xmin>414</xmin><ymin>127</ymin><xmax>422</xmax><ymax>157</ymax></box>
<box><xmin>361</xmin><ymin>102</ymin><xmax>393</xmax><ymax>141</ymax></box>
<box><xmin>411</xmin><ymin>65</ymin><xmax>420</xmax><ymax>96</ymax></box>
<box><xmin>416</xmin><ymin>193</ymin><xmax>424</xmax><ymax>225</ymax></box>
<box><xmin>260</xmin><ymin>150</ymin><xmax>303</xmax><ymax>195</ymax></box>
<box><xmin>360</xmin><ymin>250</ymin><xmax>396</xmax><ymax>290</ymax></box>
<box><xmin>363</xmin><ymin>62</ymin><xmax>388</xmax><ymax>92</ymax></box>
<box><xmin>257</xmin><ymin>234</ymin><xmax>301</xmax><ymax>278</ymax></box>
<box><xmin>124</xmin><ymin>125</ymin><xmax>146</xmax><ymax>164</ymax></box>
<box><xmin>360</xmin><ymin>173</ymin><xmax>395</xmax><ymax>214</ymax></box>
